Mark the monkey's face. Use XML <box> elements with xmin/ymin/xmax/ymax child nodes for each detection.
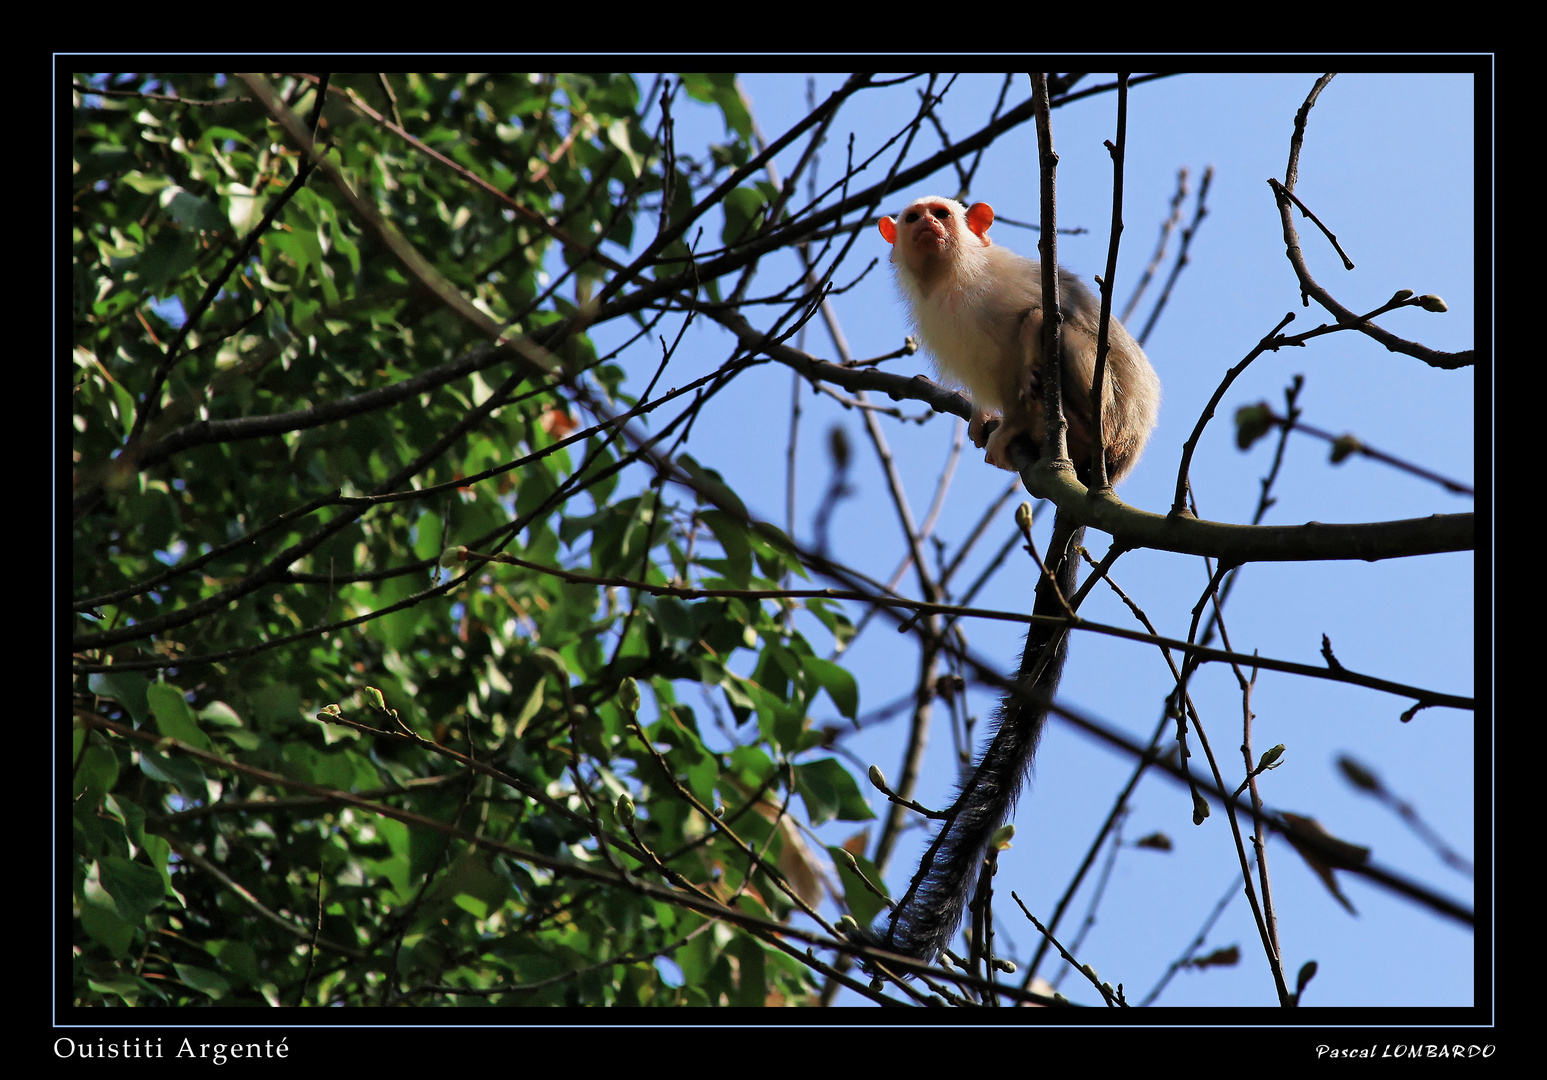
<box><xmin>880</xmin><ymin>197</ymin><xmax>973</xmax><ymax>285</ymax></box>
<box><xmin>893</xmin><ymin>199</ymin><xmax>959</xmax><ymax>258</ymax></box>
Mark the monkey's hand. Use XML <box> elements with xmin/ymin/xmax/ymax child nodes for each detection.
<box><xmin>968</xmin><ymin>411</ymin><xmax>999</xmax><ymax>451</ymax></box>
<box><xmin>983</xmin><ymin>416</ymin><xmax>1028</xmax><ymax>471</ymax></box>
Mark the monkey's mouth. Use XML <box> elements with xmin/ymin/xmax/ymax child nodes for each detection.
<box><xmin>911</xmin><ymin>225</ymin><xmax>949</xmax><ymax>251</ymax></box>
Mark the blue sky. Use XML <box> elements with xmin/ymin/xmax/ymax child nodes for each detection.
<box><xmin>636</xmin><ymin>71</ymin><xmax>1480</xmax><ymax>1009</ymax></box>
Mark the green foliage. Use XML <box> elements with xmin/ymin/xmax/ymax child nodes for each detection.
<box><xmin>71</xmin><ymin>72</ymin><xmax>868</xmax><ymax>1008</ymax></box>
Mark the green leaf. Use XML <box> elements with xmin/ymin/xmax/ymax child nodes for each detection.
<box><xmin>800</xmin><ymin>654</ymin><xmax>859</xmax><ymax>720</ymax></box>
<box><xmin>796</xmin><ymin>757</ymin><xmax>875</xmax><ymax>825</ymax></box>
<box><xmin>96</xmin><ymin>856</ymin><xmax>167</xmax><ymax>925</ymax></box>
<box><xmin>147</xmin><ymin>681</ymin><xmax>209</xmax><ymax>750</ymax></box>
<box><xmin>679</xmin><ymin>73</ymin><xmax>752</xmax><ymax>138</ymax></box>
<box><xmin>88</xmin><ymin>671</ymin><xmax>150</xmax><ymax>726</ymax></box>
<box><xmin>161</xmin><ymin>187</ymin><xmax>226</xmax><ymax>233</ymax></box>
<box><xmin>173</xmin><ymin>963</ymin><xmax>233</xmax><ymax>1000</ymax></box>
<box><xmin>676</xmin><ymin>455</ymin><xmax>748</xmax><ymax>520</ymax></box>
<box><xmin>722</xmin><ymin>185</ymin><xmax>771</xmax><ymax>245</ymax></box>
<box><xmin>698</xmin><ymin>510</ymin><xmax>753</xmax><ymax>586</ymax></box>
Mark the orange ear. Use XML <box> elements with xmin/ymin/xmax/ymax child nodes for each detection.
<box><xmin>965</xmin><ymin>202</ymin><xmax>995</xmax><ymax>242</ymax></box>
<box><xmin>878</xmin><ymin>216</ymin><xmax>898</xmax><ymax>245</ymax></box>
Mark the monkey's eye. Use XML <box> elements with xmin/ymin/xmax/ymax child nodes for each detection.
<box><xmin>931</xmin><ymin>207</ymin><xmax>950</xmax><ymax>220</ymax></box>
<box><xmin>904</xmin><ymin>211</ymin><xmax>920</xmax><ymax>223</ymax></box>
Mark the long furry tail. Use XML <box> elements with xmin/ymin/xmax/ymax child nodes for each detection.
<box><xmin>875</xmin><ymin>518</ymin><xmax>1084</xmax><ymax>965</ymax></box>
